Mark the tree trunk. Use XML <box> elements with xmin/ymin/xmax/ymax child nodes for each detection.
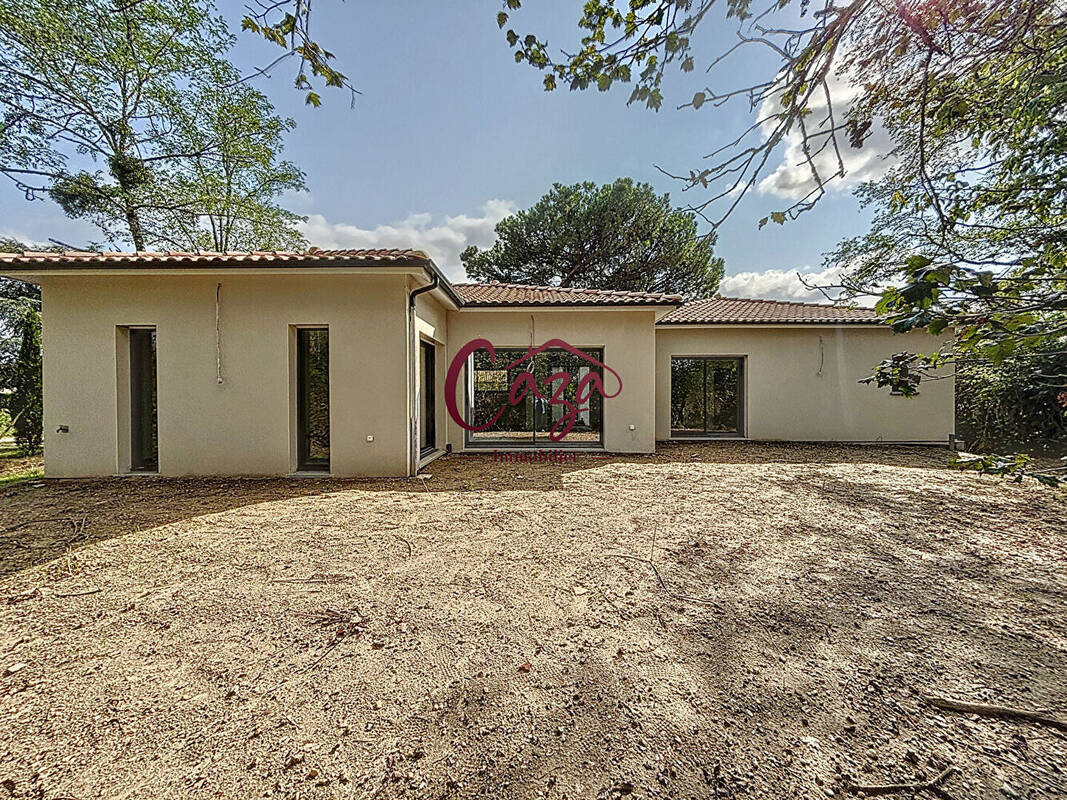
<box><xmin>125</xmin><ymin>205</ymin><xmax>145</xmax><ymax>251</ymax></box>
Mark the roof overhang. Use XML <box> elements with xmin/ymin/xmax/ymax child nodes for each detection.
<box><xmin>655</xmin><ymin>322</ymin><xmax>888</xmax><ymax>329</ymax></box>
<box><xmin>1</xmin><ymin>255</ymin><xmax>465</xmax><ymax>308</ymax></box>
<box><xmin>458</xmin><ymin>303</ymin><xmax>681</xmax><ymax>319</ymax></box>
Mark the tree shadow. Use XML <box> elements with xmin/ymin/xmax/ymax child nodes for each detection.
<box><xmin>0</xmin><ymin>442</ymin><xmax>970</xmax><ymax>581</ymax></box>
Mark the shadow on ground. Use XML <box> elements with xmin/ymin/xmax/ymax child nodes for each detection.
<box><xmin>0</xmin><ymin>442</ymin><xmax>956</xmax><ymax>578</ymax></box>
<box><xmin>0</xmin><ymin>440</ymin><xmax>1064</xmax><ymax>798</ymax></box>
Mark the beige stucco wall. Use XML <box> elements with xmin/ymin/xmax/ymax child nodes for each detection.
<box><xmin>655</xmin><ymin>326</ymin><xmax>954</xmax><ymax>442</ymax></box>
<box><xmin>444</xmin><ymin>308</ymin><xmax>661</xmax><ymax>453</ymax></box>
<box><xmin>40</xmin><ymin>273</ymin><xmax>414</xmax><ymax>477</ymax></box>
<box><xmin>30</xmin><ymin>270</ymin><xmax>954</xmax><ymax>478</ymax></box>
<box><xmin>413</xmin><ymin>289</ymin><xmax>450</xmax><ymax>462</ymax></box>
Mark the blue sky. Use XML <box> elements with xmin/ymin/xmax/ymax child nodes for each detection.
<box><xmin>0</xmin><ymin>0</ymin><xmax>886</xmax><ymax>299</ymax></box>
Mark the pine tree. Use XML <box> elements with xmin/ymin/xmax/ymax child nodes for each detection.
<box><xmin>11</xmin><ymin>306</ymin><xmax>42</xmax><ymax>453</ymax></box>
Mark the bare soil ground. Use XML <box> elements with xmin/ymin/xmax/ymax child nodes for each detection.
<box><xmin>0</xmin><ymin>443</ymin><xmax>1065</xmax><ymax>800</ymax></box>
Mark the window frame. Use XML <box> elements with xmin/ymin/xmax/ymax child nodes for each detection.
<box><xmin>669</xmin><ymin>355</ymin><xmax>746</xmax><ymax>439</ymax></box>
<box><xmin>126</xmin><ymin>326</ymin><xmax>159</xmax><ymax>473</ymax></box>
<box><xmin>419</xmin><ymin>338</ymin><xmax>437</xmax><ymax>457</ymax></box>
<box><xmin>463</xmin><ymin>345</ymin><xmax>607</xmax><ymax>449</ymax></box>
<box><xmin>296</xmin><ymin>326</ymin><xmax>331</xmax><ymax>472</ymax></box>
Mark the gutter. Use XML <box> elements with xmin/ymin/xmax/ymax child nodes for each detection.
<box><xmin>407</xmin><ymin>268</ymin><xmax>440</xmax><ymax>476</ymax></box>
<box><xmin>409</xmin><ymin>270</ymin><xmax>439</xmax><ymax>308</ymax></box>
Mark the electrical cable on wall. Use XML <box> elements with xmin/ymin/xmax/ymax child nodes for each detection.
<box><xmin>216</xmin><ymin>282</ymin><xmax>224</xmax><ymax>384</ymax></box>
<box><xmin>816</xmin><ymin>335</ymin><xmax>825</xmax><ymax>377</ymax></box>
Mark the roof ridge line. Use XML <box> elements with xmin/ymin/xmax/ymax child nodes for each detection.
<box><xmin>454</xmin><ymin>280</ymin><xmax>681</xmax><ymax>299</ymax></box>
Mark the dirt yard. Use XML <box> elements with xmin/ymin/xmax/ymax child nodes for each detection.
<box><xmin>0</xmin><ymin>443</ymin><xmax>1064</xmax><ymax>799</ymax></box>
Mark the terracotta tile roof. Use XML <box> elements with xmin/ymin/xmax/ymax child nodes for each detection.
<box><xmin>658</xmin><ymin>296</ymin><xmax>881</xmax><ymax>325</ymax></box>
<box><xmin>454</xmin><ymin>282</ymin><xmax>683</xmax><ymax>307</ymax></box>
<box><xmin>0</xmin><ymin>248</ymin><xmax>432</xmax><ymax>266</ymax></box>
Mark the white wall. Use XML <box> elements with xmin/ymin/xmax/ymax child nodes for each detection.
<box><xmin>40</xmin><ymin>273</ymin><xmax>413</xmax><ymax>477</ymax></box>
<box><xmin>655</xmin><ymin>325</ymin><xmax>954</xmax><ymax>442</ymax></box>
<box><xmin>445</xmin><ymin>308</ymin><xmax>661</xmax><ymax>453</ymax></box>
<box><xmin>34</xmin><ymin>272</ymin><xmax>955</xmax><ymax>480</ymax></box>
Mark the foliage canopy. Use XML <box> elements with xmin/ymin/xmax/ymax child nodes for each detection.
<box><xmin>461</xmin><ymin>179</ymin><xmax>724</xmax><ymax>299</ymax></box>
<box><xmin>0</xmin><ymin>0</ymin><xmax>307</xmax><ymax>251</ymax></box>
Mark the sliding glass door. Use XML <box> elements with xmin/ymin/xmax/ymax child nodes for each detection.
<box><xmin>468</xmin><ymin>346</ymin><xmax>604</xmax><ymax>446</ymax></box>
<box><xmin>670</xmin><ymin>357</ymin><xmax>743</xmax><ymax>437</ymax></box>
<box><xmin>297</xmin><ymin>328</ymin><xmax>330</xmax><ymax>471</ymax></box>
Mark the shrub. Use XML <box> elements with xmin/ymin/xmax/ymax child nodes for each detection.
<box><xmin>10</xmin><ymin>306</ymin><xmax>42</xmax><ymax>453</ymax></box>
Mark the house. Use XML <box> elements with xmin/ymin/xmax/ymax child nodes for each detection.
<box><xmin>0</xmin><ymin>249</ymin><xmax>954</xmax><ymax>478</ymax></box>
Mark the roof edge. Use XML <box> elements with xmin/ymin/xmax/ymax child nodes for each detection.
<box><xmin>655</xmin><ymin>318</ymin><xmax>885</xmax><ymax>326</ymax></box>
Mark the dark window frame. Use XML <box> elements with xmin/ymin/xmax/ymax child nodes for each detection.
<box><xmin>419</xmin><ymin>339</ymin><xmax>437</xmax><ymax>457</ymax></box>
<box><xmin>128</xmin><ymin>327</ymin><xmax>159</xmax><ymax>472</ymax></box>
<box><xmin>670</xmin><ymin>355</ymin><xmax>746</xmax><ymax>439</ymax></box>
<box><xmin>296</xmin><ymin>327</ymin><xmax>331</xmax><ymax>471</ymax></box>
<box><xmin>464</xmin><ymin>346</ymin><xmax>606</xmax><ymax>449</ymax></box>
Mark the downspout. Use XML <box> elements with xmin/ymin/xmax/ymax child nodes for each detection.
<box><xmin>407</xmin><ymin>271</ymin><xmax>439</xmax><ymax>476</ymax></box>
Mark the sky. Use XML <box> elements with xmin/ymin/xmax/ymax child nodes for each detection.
<box><xmin>0</xmin><ymin>0</ymin><xmax>890</xmax><ymax>301</ymax></box>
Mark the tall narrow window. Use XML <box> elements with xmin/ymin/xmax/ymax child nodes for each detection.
<box><xmin>297</xmin><ymin>328</ymin><xmax>330</xmax><ymax>471</ymax></box>
<box><xmin>670</xmin><ymin>357</ymin><xmax>743</xmax><ymax>438</ymax></box>
<box><xmin>419</xmin><ymin>340</ymin><xmax>436</xmax><ymax>455</ymax></box>
<box><xmin>129</xmin><ymin>328</ymin><xmax>158</xmax><ymax>471</ymax></box>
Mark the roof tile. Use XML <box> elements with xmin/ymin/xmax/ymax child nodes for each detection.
<box><xmin>0</xmin><ymin>248</ymin><xmax>432</xmax><ymax>265</ymax></box>
<box><xmin>454</xmin><ymin>282</ymin><xmax>683</xmax><ymax>307</ymax></box>
<box><xmin>658</xmin><ymin>296</ymin><xmax>880</xmax><ymax>325</ymax></box>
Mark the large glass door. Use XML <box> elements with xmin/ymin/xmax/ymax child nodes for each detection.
<box><xmin>297</xmin><ymin>328</ymin><xmax>330</xmax><ymax>470</ymax></box>
<box><xmin>670</xmin><ymin>357</ymin><xmax>743</xmax><ymax>437</ymax></box>
<box><xmin>129</xmin><ymin>327</ymin><xmax>158</xmax><ymax>472</ymax></box>
<box><xmin>468</xmin><ymin>346</ymin><xmax>604</xmax><ymax>446</ymax></box>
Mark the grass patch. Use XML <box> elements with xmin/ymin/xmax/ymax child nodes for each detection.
<box><xmin>1</xmin><ymin>442</ymin><xmax>43</xmax><ymax>484</ymax></box>
<box><xmin>0</xmin><ymin>465</ymin><xmax>43</xmax><ymax>485</ymax></box>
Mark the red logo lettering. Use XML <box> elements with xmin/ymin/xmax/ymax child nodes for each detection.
<box><xmin>445</xmin><ymin>339</ymin><xmax>621</xmax><ymax>441</ymax></box>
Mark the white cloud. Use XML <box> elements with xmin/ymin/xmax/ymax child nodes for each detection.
<box><xmin>298</xmin><ymin>199</ymin><xmax>516</xmax><ymax>280</ymax></box>
<box><xmin>757</xmin><ymin>74</ymin><xmax>893</xmax><ymax>200</ymax></box>
<box><xmin>719</xmin><ymin>265</ymin><xmax>874</xmax><ymax>305</ymax></box>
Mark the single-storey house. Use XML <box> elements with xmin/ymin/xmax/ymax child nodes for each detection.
<box><xmin>0</xmin><ymin>249</ymin><xmax>954</xmax><ymax>478</ymax></box>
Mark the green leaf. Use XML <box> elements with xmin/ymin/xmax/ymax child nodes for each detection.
<box><xmin>497</xmin><ymin>11</ymin><xmax>508</xmax><ymax>28</ymax></box>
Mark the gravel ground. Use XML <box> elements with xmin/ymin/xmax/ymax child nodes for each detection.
<box><xmin>0</xmin><ymin>442</ymin><xmax>1065</xmax><ymax>800</ymax></box>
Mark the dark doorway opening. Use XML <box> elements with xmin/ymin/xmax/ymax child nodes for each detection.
<box><xmin>129</xmin><ymin>328</ymin><xmax>158</xmax><ymax>472</ymax></box>
<box><xmin>420</xmin><ymin>340</ymin><xmax>437</xmax><ymax>456</ymax></box>
<box><xmin>297</xmin><ymin>328</ymin><xmax>330</xmax><ymax>471</ymax></box>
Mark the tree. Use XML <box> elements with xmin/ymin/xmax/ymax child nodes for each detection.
<box><xmin>10</xmin><ymin>305</ymin><xmax>42</xmax><ymax>453</ymax></box>
<box><xmin>461</xmin><ymin>179</ymin><xmax>724</xmax><ymax>298</ymax></box>
<box><xmin>496</xmin><ymin>1</ymin><xmax>1061</xmax><ymax>224</ymax></box>
<box><xmin>499</xmin><ymin>0</ymin><xmax>1067</xmax><ymax>483</ymax></box>
<box><xmin>150</xmin><ymin>80</ymin><xmax>308</xmax><ymax>252</ymax></box>
<box><xmin>821</xmin><ymin>16</ymin><xmax>1067</xmax><ymax>482</ymax></box>
<box><xmin>240</xmin><ymin>0</ymin><xmax>358</xmax><ymax>108</ymax></box>
<box><xmin>0</xmin><ymin>0</ymin><xmax>306</xmax><ymax>251</ymax></box>
<box><xmin>0</xmin><ymin>237</ymin><xmax>44</xmax><ymax>391</ymax></box>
